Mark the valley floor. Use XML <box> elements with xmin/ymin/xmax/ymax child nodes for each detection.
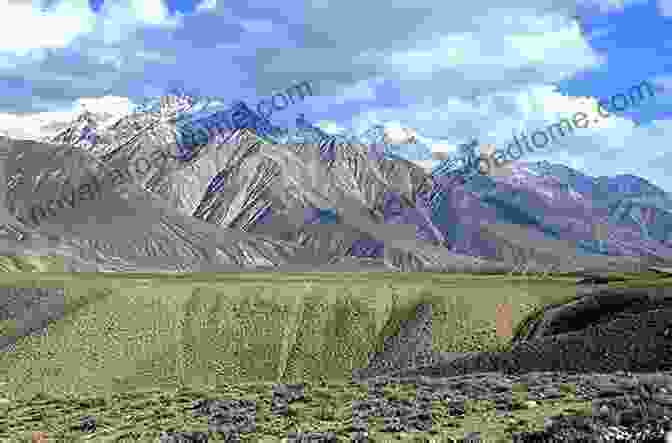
<box><xmin>0</xmin><ymin>263</ymin><xmax>671</xmax><ymax>441</ymax></box>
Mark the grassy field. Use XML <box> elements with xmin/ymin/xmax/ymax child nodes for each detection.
<box><xmin>0</xmin><ymin>257</ymin><xmax>670</xmax><ymax>441</ymax></box>
<box><xmin>0</xmin><ymin>272</ymin><xmax>581</xmax><ymax>397</ymax></box>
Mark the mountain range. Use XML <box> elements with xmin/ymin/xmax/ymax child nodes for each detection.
<box><xmin>0</xmin><ymin>92</ymin><xmax>670</xmax><ymax>273</ymax></box>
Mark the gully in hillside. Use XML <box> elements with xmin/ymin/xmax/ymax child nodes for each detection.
<box><xmin>18</xmin><ymin>147</ymin><xmax>174</xmax><ymax>227</ymax></box>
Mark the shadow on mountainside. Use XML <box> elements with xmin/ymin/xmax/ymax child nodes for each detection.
<box><xmin>0</xmin><ymin>130</ymin><xmax>666</xmax><ymax>274</ymax></box>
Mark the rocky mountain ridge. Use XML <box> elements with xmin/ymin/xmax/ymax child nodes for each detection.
<box><xmin>0</xmin><ymin>92</ymin><xmax>668</xmax><ymax>272</ymax></box>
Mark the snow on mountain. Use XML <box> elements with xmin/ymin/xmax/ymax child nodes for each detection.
<box><xmin>382</xmin><ymin>124</ymin><xmax>418</xmax><ymax>145</ymax></box>
<box><xmin>0</xmin><ymin>92</ymin><xmax>670</xmax><ymax>272</ymax></box>
<box><xmin>0</xmin><ymin>95</ymin><xmax>136</xmax><ymax>143</ymax></box>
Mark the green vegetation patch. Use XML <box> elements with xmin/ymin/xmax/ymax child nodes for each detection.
<box><xmin>0</xmin><ymin>255</ymin><xmax>64</xmax><ymax>273</ymax></box>
<box><xmin>0</xmin><ymin>275</ymin><xmax>581</xmax><ymax>401</ymax></box>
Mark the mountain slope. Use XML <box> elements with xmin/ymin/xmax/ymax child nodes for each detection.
<box><xmin>1</xmin><ymin>94</ymin><xmax>669</xmax><ymax>273</ymax></box>
<box><xmin>0</xmin><ymin>133</ymin><xmax>508</xmax><ymax>272</ymax></box>
<box><xmin>430</xmin><ymin>160</ymin><xmax>672</xmax><ymax>266</ymax></box>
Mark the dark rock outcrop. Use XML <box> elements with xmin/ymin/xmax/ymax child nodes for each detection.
<box><xmin>159</xmin><ymin>431</ymin><xmax>209</xmax><ymax>442</ymax></box>
<box><xmin>513</xmin><ymin>285</ymin><xmax>672</xmax><ymax>342</ymax></box>
<box><xmin>191</xmin><ymin>398</ymin><xmax>256</xmax><ymax>440</ymax></box>
<box><xmin>271</xmin><ymin>383</ymin><xmax>305</xmax><ymax>416</ymax></box>
<box><xmin>650</xmin><ymin>267</ymin><xmax>672</xmax><ymax>275</ymax></box>
<box><xmin>577</xmin><ymin>275</ymin><xmax>627</xmax><ymax>285</ymax></box>
<box><xmin>501</xmin><ymin>307</ymin><xmax>672</xmax><ymax>375</ymax></box>
<box><xmin>0</xmin><ymin>286</ymin><xmax>65</xmax><ymax>352</ymax></box>
<box><xmin>285</xmin><ymin>431</ymin><xmax>338</xmax><ymax>442</ymax></box>
<box><xmin>385</xmin><ymin>307</ymin><xmax>672</xmax><ymax>379</ymax></box>
<box><xmin>353</xmin><ymin>285</ymin><xmax>672</xmax><ymax>380</ymax></box>
<box><xmin>352</xmin><ymin>303</ymin><xmax>437</xmax><ymax>381</ymax></box>
<box><xmin>512</xmin><ymin>415</ymin><xmax>672</xmax><ymax>442</ymax></box>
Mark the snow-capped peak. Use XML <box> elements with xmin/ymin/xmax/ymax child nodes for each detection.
<box><xmin>382</xmin><ymin>124</ymin><xmax>418</xmax><ymax>145</ymax></box>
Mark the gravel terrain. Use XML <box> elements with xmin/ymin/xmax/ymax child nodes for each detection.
<box><xmin>353</xmin><ymin>370</ymin><xmax>672</xmax><ymax>442</ymax></box>
<box><xmin>346</xmin><ymin>293</ymin><xmax>672</xmax><ymax>442</ymax></box>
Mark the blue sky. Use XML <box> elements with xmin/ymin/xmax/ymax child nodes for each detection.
<box><xmin>1</xmin><ymin>0</ymin><xmax>671</xmax><ymax>191</ymax></box>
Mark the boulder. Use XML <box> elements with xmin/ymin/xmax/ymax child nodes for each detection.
<box><xmin>512</xmin><ymin>285</ymin><xmax>672</xmax><ymax>343</ymax></box>
<box><xmin>501</xmin><ymin>307</ymin><xmax>672</xmax><ymax>374</ymax></box>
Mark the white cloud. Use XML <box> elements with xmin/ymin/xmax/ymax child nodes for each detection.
<box><xmin>381</xmin><ymin>12</ymin><xmax>601</xmax><ymax>79</ymax></box>
<box><xmin>0</xmin><ymin>0</ymin><xmax>180</xmax><ymax>56</ymax></box>
<box><xmin>76</xmin><ymin>95</ymin><xmax>135</xmax><ymax>117</ymax></box>
<box><xmin>0</xmin><ymin>109</ymin><xmax>76</xmax><ymax>139</ymax></box>
<box><xmin>342</xmin><ymin>69</ymin><xmax>672</xmax><ymax>188</ymax></box>
<box><xmin>128</xmin><ymin>0</ymin><xmax>171</xmax><ymax>24</ymax></box>
<box><xmin>330</xmin><ymin>78</ymin><xmax>380</xmax><ymax>105</ymax></box>
<box><xmin>491</xmin><ymin>85</ymin><xmax>672</xmax><ymax>189</ymax></box>
<box><xmin>579</xmin><ymin>0</ymin><xmax>627</xmax><ymax>12</ymax></box>
<box><xmin>196</xmin><ymin>0</ymin><xmax>217</xmax><ymax>12</ymax></box>
<box><xmin>240</xmin><ymin>19</ymin><xmax>276</xmax><ymax>33</ymax></box>
<box><xmin>315</xmin><ymin>120</ymin><xmax>348</xmax><ymax>134</ymax></box>
<box><xmin>0</xmin><ymin>0</ymin><xmax>96</xmax><ymax>54</ymax></box>
<box><xmin>97</xmin><ymin>0</ymin><xmax>179</xmax><ymax>44</ymax></box>
<box><xmin>578</xmin><ymin>0</ymin><xmax>649</xmax><ymax>12</ymax></box>
<box><xmin>0</xmin><ymin>94</ymin><xmax>136</xmax><ymax>140</ymax></box>
<box><xmin>653</xmin><ymin>75</ymin><xmax>672</xmax><ymax>92</ymax></box>
<box><xmin>135</xmin><ymin>50</ymin><xmax>178</xmax><ymax>64</ymax></box>
<box><xmin>658</xmin><ymin>0</ymin><xmax>672</xmax><ymax>16</ymax></box>
<box><xmin>514</xmin><ymin>86</ymin><xmax>622</xmax><ymax>132</ymax></box>
<box><xmin>383</xmin><ymin>123</ymin><xmax>418</xmax><ymax>144</ymax></box>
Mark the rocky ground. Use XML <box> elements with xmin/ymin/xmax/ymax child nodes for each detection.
<box><xmin>35</xmin><ymin>370</ymin><xmax>669</xmax><ymax>442</ymax></box>
<box><xmin>346</xmin><ymin>281</ymin><xmax>672</xmax><ymax>442</ymax></box>
<box><xmin>347</xmin><ymin>370</ymin><xmax>672</xmax><ymax>442</ymax></box>
<box><xmin>131</xmin><ymin>280</ymin><xmax>672</xmax><ymax>441</ymax></box>
<box><xmin>5</xmin><ymin>371</ymin><xmax>671</xmax><ymax>442</ymax></box>
<box><xmin>3</xmin><ymin>280</ymin><xmax>672</xmax><ymax>441</ymax></box>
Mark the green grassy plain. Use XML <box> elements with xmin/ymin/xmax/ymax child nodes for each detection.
<box><xmin>0</xmin><ymin>257</ymin><xmax>669</xmax><ymax>441</ymax></box>
<box><xmin>0</xmin><ymin>272</ymin><xmax>580</xmax><ymax>399</ymax></box>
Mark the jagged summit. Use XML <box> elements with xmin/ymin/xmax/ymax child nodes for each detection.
<box><xmin>1</xmin><ymin>90</ymin><xmax>670</xmax><ymax>272</ymax></box>
<box><xmin>49</xmin><ymin>110</ymin><xmax>97</xmax><ymax>146</ymax></box>
<box><xmin>355</xmin><ymin>124</ymin><xmax>432</xmax><ymax>165</ymax></box>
